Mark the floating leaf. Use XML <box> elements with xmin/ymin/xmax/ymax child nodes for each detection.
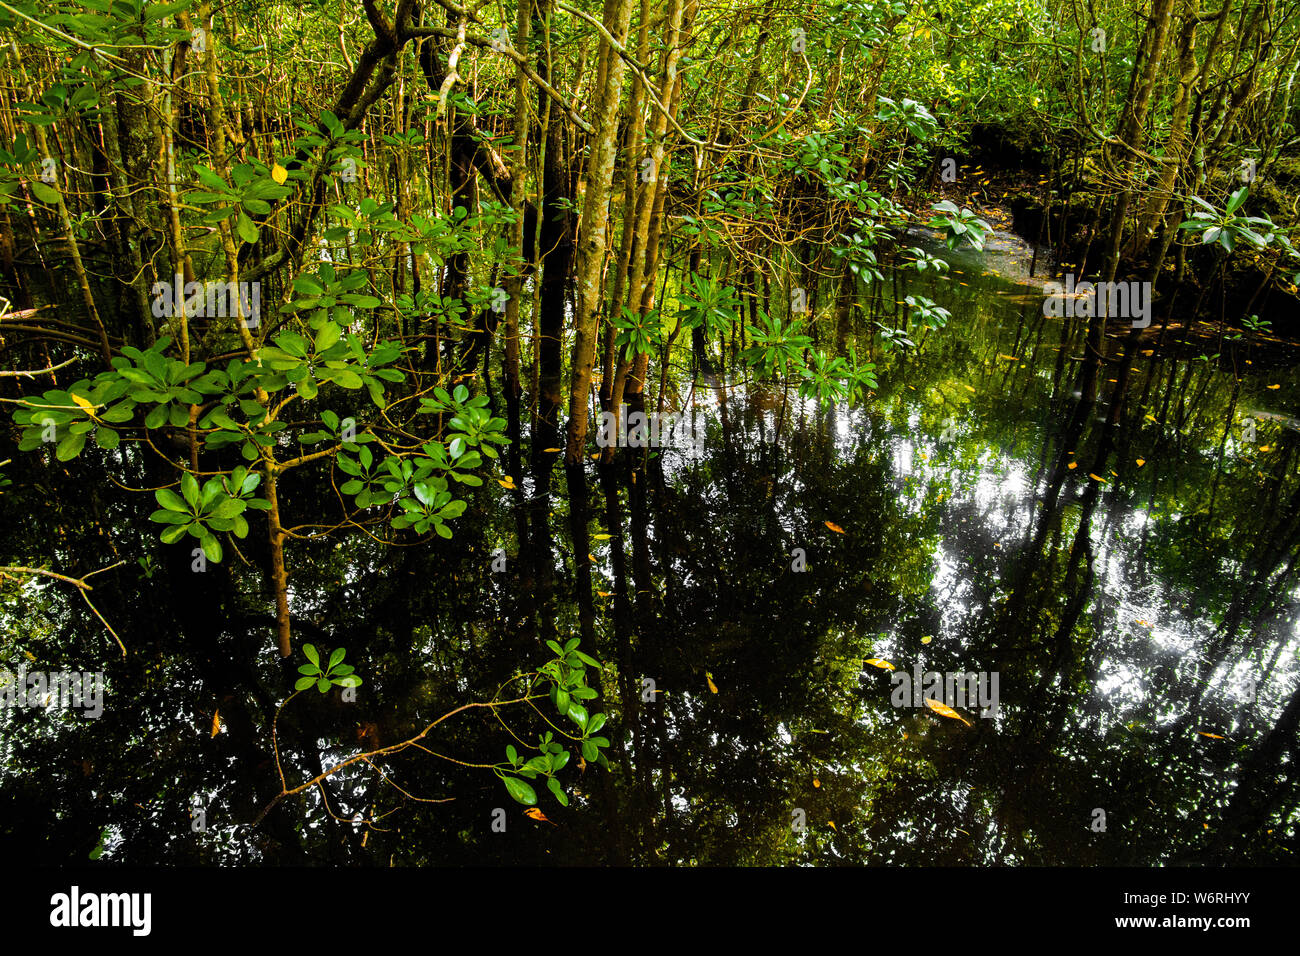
<box><xmin>497</xmin><ymin>477</ymin><xmax>515</xmax><ymax>489</ymax></box>
<box><xmin>1197</xmin><ymin>731</ymin><xmax>1225</xmax><ymax>739</ymax></box>
<box><xmin>996</xmin><ymin>354</ymin><xmax>1019</xmax><ymax>361</ymax></box>
<box><xmin>542</xmin><ymin>447</ymin><xmax>561</xmax><ymax>453</ymax></box>
<box><xmin>921</xmin><ymin>635</ymin><xmax>932</xmax><ymax>644</ymax></box>
<box><xmin>210</xmin><ymin>709</ymin><xmax>221</xmax><ymax>737</ymax></box>
<box><xmin>593</xmin><ymin>533</ymin><xmax>612</xmax><ymax>540</ymax></box>
<box><xmin>1088</xmin><ymin>473</ymin><xmax>1106</xmax><ymax>482</ymax></box>
<box><xmin>1136</xmin><ymin>458</ymin><xmax>1146</xmax><ymax>466</ymax></box>
<box><xmin>1067</xmin><ymin>461</ymin><xmax>1078</xmax><ymax>469</ymax></box>
<box><xmin>864</xmin><ymin>658</ymin><xmax>895</xmax><ymax>671</ymax></box>
<box><xmin>924</xmin><ymin>697</ymin><xmax>972</xmax><ymax>726</ymax></box>
<box><xmin>524</xmin><ymin>807</ymin><xmax>556</xmax><ymax>825</ymax></box>
<box><xmin>705</xmin><ymin>671</ymin><xmax>718</xmax><ymax>694</ymax></box>
<box><xmin>1266</xmin><ymin>384</ymin><xmax>1280</xmax><ymax>390</ymax></box>
<box><xmin>824</xmin><ymin>520</ymin><xmax>846</xmax><ymax>534</ymax></box>
<box><xmin>812</xmin><ymin>777</ymin><xmax>821</xmax><ymax>788</ymax></box>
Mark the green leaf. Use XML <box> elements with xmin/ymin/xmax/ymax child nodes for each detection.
<box><xmin>547</xmin><ymin>776</ymin><xmax>569</xmax><ymax>807</ymax></box>
<box><xmin>316</xmin><ymin>677</ymin><xmax>330</xmax><ymax>693</ymax></box>
<box><xmin>160</xmin><ymin>523</ymin><xmax>189</xmax><ymax>544</ymax></box>
<box><xmin>200</xmin><ymin>532</ymin><xmax>222</xmax><ymax>563</ymax></box>
<box><xmin>328</xmin><ymin>647</ymin><xmax>346</xmax><ymax>670</ymax></box>
<box><xmin>30</xmin><ymin>181</ymin><xmax>61</xmax><ymax>204</ymax></box>
<box><xmin>294</xmin><ymin>676</ymin><xmax>315</xmax><ymax>691</ymax></box>
<box><xmin>181</xmin><ymin>472</ymin><xmax>200</xmax><ymax>507</ymax></box>
<box><xmin>303</xmin><ymin>643</ymin><xmax>319</xmax><ymax>667</ymax></box>
<box><xmin>503</xmin><ymin>775</ymin><xmax>537</xmax><ymax>806</ymax></box>
<box><xmin>55</xmin><ymin>432</ymin><xmax>85</xmax><ymax>460</ymax></box>
<box><xmin>234</xmin><ymin>211</ymin><xmax>258</xmax><ymax>244</ymax></box>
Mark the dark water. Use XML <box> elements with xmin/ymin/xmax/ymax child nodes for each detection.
<box><xmin>3</xmin><ymin>228</ymin><xmax>1299</xmax><ymax>865</ymax></box>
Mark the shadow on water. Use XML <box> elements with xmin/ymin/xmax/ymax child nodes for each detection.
<box><xmin>3</xmin><ymin>229</ymin><xmax>1299</xmax><ymax>865</ymax></box>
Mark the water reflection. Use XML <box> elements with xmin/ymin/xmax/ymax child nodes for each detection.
<box><xmin>2</xmin><ymin>231</ymin><xmax>1298</xmax><ymax>865</ymax></box>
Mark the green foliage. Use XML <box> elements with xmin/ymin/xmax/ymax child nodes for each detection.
<box><xmin>1178</xmin><ymin>187</ymin><xmax>1277</xmax><ymax>253</ymax></box>
<box><xmin>294</xmin><ymin>643</ymin><xmax>362</xmax><ymax>693</ymax></box>
<box><xmin>926</xmin><ymin>200</ymin><xmax>992</xmax><ymax>251</ymax></box>
<box><xmin>497</xmin><ymin>639</ymin><xmax>610</xmax><ymax>808</ymax></box>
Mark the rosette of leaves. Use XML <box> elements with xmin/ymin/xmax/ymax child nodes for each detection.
<box><xmin>391</xmin><ymin>477</ymin><xmax>467</xmax><ymax>538</ymax></box>
<box><xmin>904</xmin><ymin>294</ymin><xmax>951</xmax><ymax>329</ymax></box>
<box><xmin>797</xmin><ymin>349</ymin><xmax>852</xmax><ymax>407</ymax></box>
<box><xmin>843</xmin><ymin>346</ymin><xmax>879</xmax><ymax>406</ymax></box>
<box><xmin>609</xmin><ymin>304</ymin><xmax>661</xmax><ymax>359</ymax></box>
<box><xmin>497</xmin><ymin>639</ymin><xmax>609</xmax><ymax>807</ymax></box>
<box><xmin>1177</xmin><ymin>187</ymin><xmax>1277</xmax><ymax>253</ymax></box>
<box><xmin>677</xmin><ymin>273</ymin><xmax>740</xmax><ymax>340</ymax></box>
<box><xmin>926</xmin><ymin>200</ymin><xmax>992</xmax><ymax>251</ymax></box>
<box><xmin>295</xmin><ymin>644</ymin><xmax>361</xmax><ymax>693</ymax></box>
<box><xmin>150</xmin><ymin>471</ymin><xmax>268</xmax><ymax>562</ymax></box>
<box><xmin>12</xmin><ymin>337</ymin><xmax>226</xmax><ymax>458</ymax></box>
<box><xmin>739</xmin><ymin>312</ymin><xmax>813</xmax><ymax>380</ymax></box>
<box><xmin>418</xmin><ymin>384</ymin><xmax>509</xmax><ymax>463</ymax></box>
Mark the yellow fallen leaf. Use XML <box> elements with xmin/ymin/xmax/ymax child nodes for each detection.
<box><xmin>824</xmin><ymin>521</ymin><xmax>846</xmax><ymax>534</ymax></box>
<box><xmin>588</xmin><ymin>553</ymin><xmax>596</xmax><ymax>563</ymax></box>
<box><xmin>1259</xmin><ymin>445</ymin><xmax>1272</xmax><ymax>452</ymax></box>
<box><xmin>1110</xmin><ymin>469</ymin><xmax>1119</xmax><ymax>477</ymax></box>
<box><xmin>1136</xmin><ymin>458</ymin><xmax>1145</xmax><ymax>466</ymax></box>
<box><xmin>924</xmin><ymin>697</ymin><xmax>972</xmax><ymax>726</ymax></box>
<box><xmin>1266</xmin><ymin>384</ymin><xmax>1280</xmax><ymax>390</ymax></box>
<box><xmin>1197</xmin><ymin>732</ymin><xmax>1225</xmax><ymax>739</ymax></box>
<box><xmin>706</xmin><ymin>672</ymin><xmax>718</xmax><ymax>694</ymax></box>
<box><xmin>1067</xmin><ymin>462</ymin><xmax>1078</xmax><ymax>469</ymax></box>
<box><xmin>997</xmin><ymin>354</ymin><xmax>1019</xmax><ymax>361</ymax></box>
<box><xmin>524</xmin><ymin>807</ymin><xmax>557</xmax><ymax>825</ymax></box>
<box><xmin>210</xmin><ymin>710</ymin><xmax>221</xmax><ymax>737</ymax></box>
<box><xmin>1144</xmin><ymin>414</ymin><xmax>1158</xmax><ymax>423</ymax></box>
<box><xmin>271</xmin><ymin>163</ymin><xmax>288</xmax><ymax>185</ymax></box>
<box><xmin>1136</xmin><ymin>619</ymin><xmax>1152</xmax><ymax>628</ymax></box>
<box><xmin>597</xmin><ymin>590</ymin><xmax>613</xmax><ymax>598</ymax></box>
<box><xmin>864</xmin><ymin>658</ymin><xmax>895</xmax><ymax>671</ymax></box>
<box><xmin>497</xmin><ymin>478</ymin><xmax>515</xmax><ymax>489</ymax></box>
<box><xmin>921</xmin><ymin>635</ymin><xmax>932</xmax><ymax>644</ymax></box>
<box><xmin>827</xmin><ymin>820</ymin><xmax>837</xmax><ymax>831</ymax></box>
<box><xmin>963</xmin><ymin>385</ymin><xmax>976</xmax><ymax>393</ymax></box>
<box><xmin>542</xmin><ymin>447</ymin><xmax>561</xmax><ymax>453</ymax></box>
<box><xmin>812</xmin><ymin>778</ymin><xmax>821</xmax><ymax>788</ymax></box>
<box><xmin>1088</xmin><ymin>473</ymin><xmax>1106</xmax><ymax>482</ymax></box>
<box><xmin>593</xmin><ymin>533</ymin><xmax>612</xmax><ymax>540</ymax></box>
